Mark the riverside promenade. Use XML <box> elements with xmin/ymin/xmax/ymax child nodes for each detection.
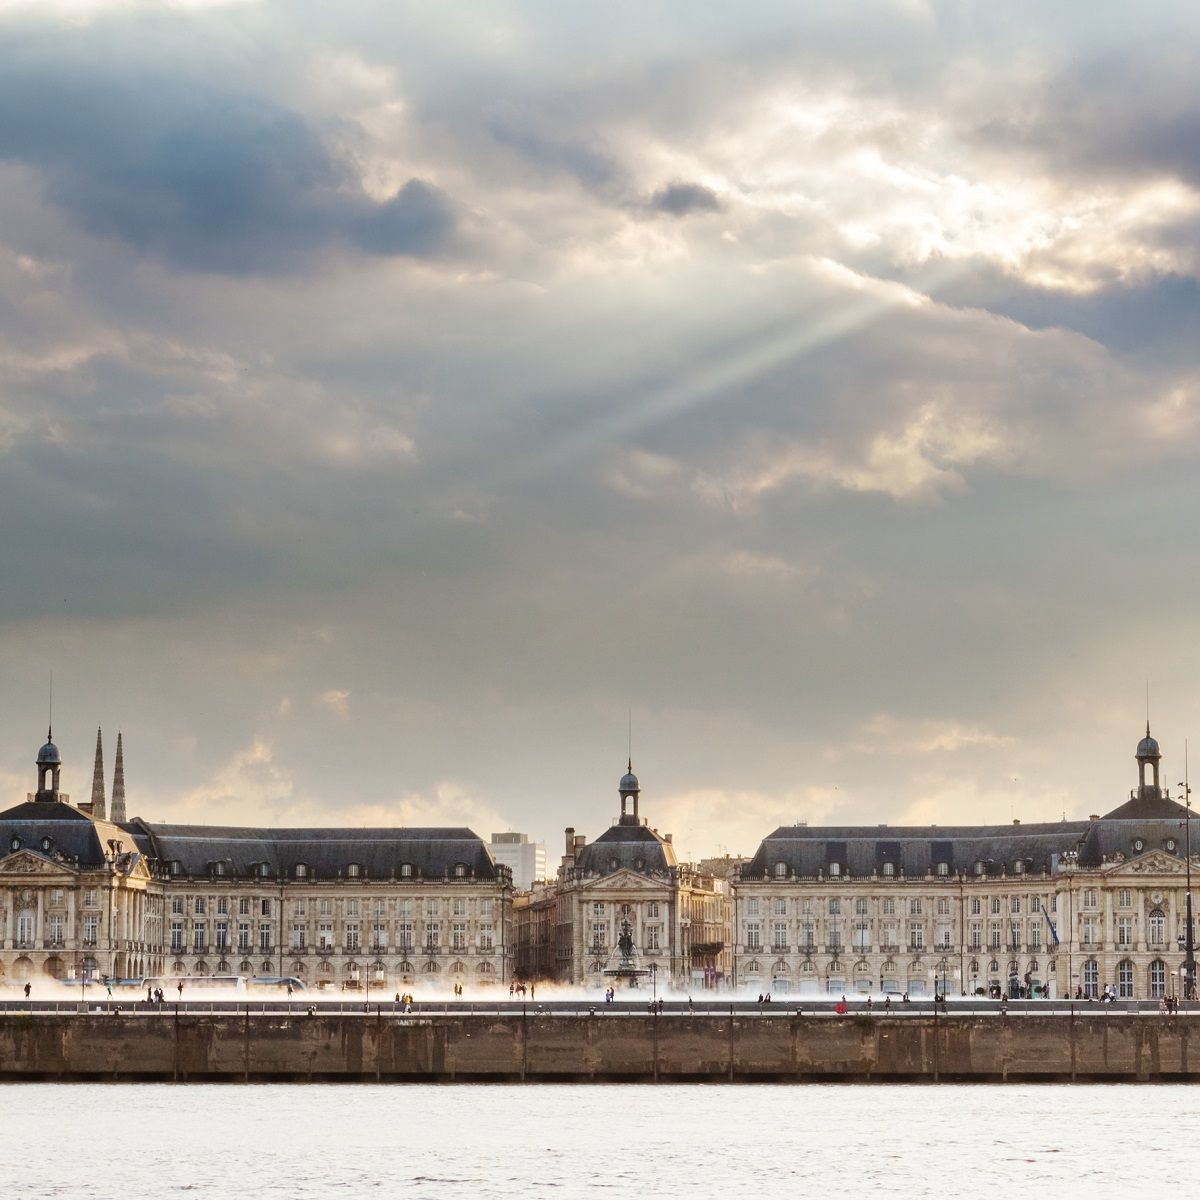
<box><xmin>1</xmin><ymin>1000</ymin><xmax>1198</xmax><ymax>1082</ymax></box>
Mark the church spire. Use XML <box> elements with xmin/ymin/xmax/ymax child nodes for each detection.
<box><xmin>110</xmin><ymin>731</ymin><xmax>126</xmax><ymax>822</ymax></box>
<box><xmin>90</xmin><ymin>727</ymin><xmax>107</xmax><ymax>820</ymax></box>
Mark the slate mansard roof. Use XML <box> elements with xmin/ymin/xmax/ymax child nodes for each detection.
<box><xmin>0</xmin><ymin>800</ymin><xmax>143</xmax><ymax>873</ymax></box>
<box><xmin>743</xmin><ymin>791</ymin><xmax>1194</xmax><ymax>880</ymax></box>
<box><xmin>123</xmin><ymin>821</ymin><xmax>505</xmax><ymax>881</ymax></box>
<box><xmin>573</xmin><ymin>821</ymin><xmax>678</xmax><ymax>877</ymax></box>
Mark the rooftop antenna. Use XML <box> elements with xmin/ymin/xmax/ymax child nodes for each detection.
<box><xmin>1146</xmin><ymin>680</ymin><xmax>1151</xmax><ymax>731</ymax></box>
<box><xmin>627</xmin><ymin>708</ymin><xmax>632</xmax><ymax>772</ymax></box>
<box><xmin>48</xmin><ymin>670</ymin><xmax>53</xmax><ymax>740</ymax></box>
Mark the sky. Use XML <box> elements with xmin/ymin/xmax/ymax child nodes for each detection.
<box><xmin>1</xmin><ymin>0</ymin><xmax>1199</xmax><ymax>863</ymax></box>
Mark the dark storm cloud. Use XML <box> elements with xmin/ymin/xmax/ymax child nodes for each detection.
<box><xmin>648</xmin><ymin>182</ymin><xmax>723</xmax><ymax>217</ymax></box>
<box><xmin>0</xmin><ymin>42</ymin><xmax>455</xmax><ymax>273</ymax></box>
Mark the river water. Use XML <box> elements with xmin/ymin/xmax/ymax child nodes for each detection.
<box><xmin>4</xmin><ymin>1083</ymin><xmax>1188</xmax><ymax>1196</ymax></box>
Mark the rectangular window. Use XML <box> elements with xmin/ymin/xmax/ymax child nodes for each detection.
<box><xmin>991</xmin><ymin>898</ymin><xmax>1001</xmax><ymax>915</ymax></box>
<box><xmin>1118</xmin><ymin>889</ymin><xmax>1132</xmax><ymax>908</ymax></box>
<box><xmin>194</xmin><ymin>897</ymin><xmax>206</xmax><ymax>916</ymax></box>
<box><xmin>1032</xmin><ymin>897</ymin><xmax>1041</xmax><ymax>913</ymax></box>
<box><xmin>291</xmin><ymin>923</ymin><xmax>307</xmax><ymax>951</ymax></box>
<box><xmin>772</xmin><ymin>922</ymin><xmax>788</xmax><ymax>950</ymax></box>
<box><xmin>990</xmin><ymin>924</ymin><xmax>1002</xmax><ymax>949</ymax></box>
<box><xmin>746</xmin><ymin>922</ymin><xmax>761</xmax><ymax>951</ymax></box>
<box><xmin>479</xmin><ymin>923</ymin><xmax>494</xmax><ymax>951</ymax></box>
<box><xmin>1009</xmin><ymin>921</ymin><xmax>1020</xmax><ymax>949</ymax></box>
<box><xmin>881</xmin><ymin>923</ymin><xmax>898</xmax><ymax>950</ymax></box>
<box><xmin>801</xmin><ymin>899</ymin><xmax>813</xmax><ymax>916</ymax></box>
<box><xmin>239</xmin><ymin>898</ymin><xmax>250</xmax><ymax>916</ymax></box>
<box><xmin>374</xmin><ymin>899</ymin><xmax>386</xmax><ymax>918</ymax></box>
<box><xmin>451</xmin><ymin>922</ymin><xmax>467</xmax><ymax>951</ymax></box>
<box><xmin>258</xmin><ymin>923</ymin><xmax>271</xmax><ymax>951</ymax></box>
<box><xmin>426</xmin><ymin>899</ymin><xmax>439</xmax><ymax>917</ymax></box>
<box><xmin>855</xmin><ymin>898</ymin><xmax>868</xmax><ymax>916</ymax></box>
<box><xmin>970</xmin><ymin>897</ymin><xmax>981</xmax><ymax>916</ymax></box>
<box><xmin>646</xmin><ymin>902</ymin><xmax>659</xmax><ymax>919</ymax></box>
<box><xmin>828</xmin><ymin>898</ymin><xmax>841</xmax><ymax>915</ymax></box>
<box><xmin>217</xmin><ymin>897</ymin><xmax>228</xmax><ymax>916</ymax></box>
<box><xmin>773</xmin><ymin>898</ymin><xmax>787</xmax><ymax>916</ymax></box>
<box><xmin>480</xmin><ymin>898</ymin><xmax>494</xmax><ymax>918</ymax></box>
<box><xmin>318</xmin><ymin>922</ymin><xmax>334</xmax><ymax>949</ymax></box>
<box><xmin>1083</xmin><ymin>889</ymin><xmax>1098</xmax><ymax>909</ymax></box>
<box><xmin>172</xmin><ymin>897</ymin><xmax>184</xmax><ymax>916</ymax></box>
<box><xmin>347</xmin><ymin>899</ymin><xmax>359</xmax><ymax>917</ymax></box>
<box><xmin>260</xmin><ymin>899</ymin><xmax>272</xmax><ymax>918</ymax></box>
<box><xmin>746</xmin><ymin>899</ymin><xmax>760</xmax><ymax>918</ymax></box>
<box><xmin>1117</xmin><ymin>916</ymin><xmax>1134</xmax><ymax>947</ymax></box>
<box><xmin>937</xmin><ymin>926</ymin><xmax>952</xmax><ymax>950</ymax></box>
<box><xmin>1082</xmin><ymin>917</ymin><xmax>1098</xmax><ymax>945</ymax></box>
<box><xmin>853</xmin><ymin>922</ymin><xmax>870</xmax><ymax>950</ymax></box>
<box><xmin>397</xmin><ymin>923</ymin><xmax>413</xmax><ymax>951</ymax></box>
<box><xmin>83</xmin><ymin>915</ymin><xmax>98</xmax><ymax>946</ymax></box>
<box><xmin>827</xmin><ymin>924</ymin><xmax>842</xmax><ymax>950</ymax></box>
<box><xmin>426</xmin><ymin>923</ymin><xmax>440</xmax><ymax>950</ymax></box>
<box><xmin>193</xmin><ymin>923</ymin><xmax>207</xmax><ymax>952</ymax></box>
<box><xmin>1030</xmin><ymin>923</ymin><xmax>1042</xmax><ymax>949</ymax></box>
<box><xmin>371</xmin><ymin>923</ymin><xmax>387</xmax><ymax>950</ymax></box>
<box><xmin>295</xmin><ymin>900</ymin><xmax>307</xmax><ymax>918</ymax></box>
<box><xmin>452</xmin><ymin>898</ymin><xmax>466</xmax><ymax>917</ymax></box>
<box><xmin>346</xmin><ymin>924</ymin><xmax>360</xmax><ymax>951</ymax></box>
<box><xmin>882</xmin><ymin>898</ymin><xmax>895</xmax><ymax>916</ymax></box>
<box><xmin>591</xmin><ymin>922</ymin><xmax>607</xmax><ymax>949</ymax></box>
<box><xmin>216</xmin><ymin>923</ymin><xmax>229</xmax><ymax>950</ymax></box>
<box><xmin>936</xmin><ymin>898</ymin><xmax>950</xmax><ymax>916</ymax></box>
<box><xmin>969</xmin><ymin>922</ymin><xmax>982</xmax><ymax>950</ymax></box>
<box><xmin>319</xmin><ymin>898</ymin><xmax>333</xmax><ymax>916</ymax></box>
<box><xmin>644</xmin><ymin>926</ymin><xmax>659</xmax><ymax>950</ymax></box>
<box><xmin>593</xmin><ymin>902</ymin><xmax>607</xmax><ymax>917</ymax></box>
<box><xmin>84</xmin><ymin>890</ymin><xmax>98</xmax><ymax>907</ymax></box>
<box><xmin>909</xmin><ymin>899</ymin><xmax>923</xmax><ymax>916</ymax></box>
<box><xmin>50</xmin><ymin>888</ymin><xmax>64</xmax><ymax>906</ymax></box>
<box><xmin>48</xmin><ymin>915</ymin><xmax>64</xmax><ymax>944</ymax></box>
<box><xmin>171</xmin><ymin>922</ymin><xmax>184</xmax><ymax>952</ymax></box>
<box><xmin>237</xmin><ymin>923</ymin><xmax>250</xmax><ymax>951</ymax></box>
<box><xmin>908</xmin><ymin>923</ymin><xmax>924</xmax><ymax>950</ymax></box>
<box><xmin>1010</xmin><ymin>897</ymin><xmax>1021</xmax><ymax>914</ymax></box>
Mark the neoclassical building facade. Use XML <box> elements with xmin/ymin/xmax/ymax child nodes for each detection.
<box><xmin>733</xmin><ymin>727</ymin><xmax>1197</xmax><ymax>1000</ymax></box>
<box><xmin>0</xmin><ymin>731</ymin><xmax>514</xmax><ymax>990</ymax></box>
<box><xmin>515</xmin><ymin>766</ymin><xmax>731</xmax><ymax>989</ymax></box>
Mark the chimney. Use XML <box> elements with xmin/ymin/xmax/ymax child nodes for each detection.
<box><xmin>564</xmin><ymin>827</ymin><xmax>575</xmax><ymax>858</ymax></box>
<box><xmin>1088</xmin><ymin>814</ymin><xmax>1100</xmax><ymax>822</ymax></box>
<box><xmin>664</xmin><ymin>833</ymin><xmax>672</xmax><ymax>844</ymax></box>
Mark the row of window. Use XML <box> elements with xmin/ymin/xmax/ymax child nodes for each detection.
<box><xmin>173</xmin><ymin>860</ymin><xmax>475</xmax><ymax>880</ymax></box>
<box><xmin>167</xmin><ymin>921</ymin><xmax>498</xmax><ymax>953</ymax></box>
<box><xmin>168</xmin><ymin>895</ymin><xmax>495</xmax><ymax>918</ymax></box>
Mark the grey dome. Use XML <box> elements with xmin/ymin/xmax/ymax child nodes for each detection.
<box><xmin>37</xmin><ymin>737</ymin><xmax>61</xmax><ymax>766</ymax></box>
<box><xmin>1136</xmin><ymin>728</ymin><xmax>1161</xmax><ymax>758</ymax></box>
<box><xmin>619</xmin><ymin>771</ymin><xmax>639</xmax><ymax>792</ymax></box>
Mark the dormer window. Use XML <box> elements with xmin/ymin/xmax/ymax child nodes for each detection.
<box><xmin>773</xmin><ymin>861</ymin><xmax>787</xmax><ymax>879</ymax></box>
<box><xmin>258</xmin><ymin>862</ymin><xmax>272</xmax><ymax>878</ymax></box>
<box><xmin>829</xmin><ymin>861</ymin><xmax>841</xmax><ymax>877</ymax></box>
<box><xmin>400</xmin><ymin>862</ymin><xmax>414</xmax><ymax>878</ymax></box>
<box><xmin>212</xmin><ymin>861</ymin><xmax>226</xmax><ymax>877</ymax></box>
<box><xmin>454</xmin><ymin>862</ymin><xmax>468</xmax><ymax>878</ymax></box>
<box><xmin>1013</xmin><ymin>860</ymin><xmax>1025</xmax><ymax>875</ymax></box>
<box><xmin>1132</xmin><ymin>839</ymin><xmax>1144</xmax><ymax>852</ymax></box>
<box><xmin>974</xmin><ymin>860</ymin><xmax>986</xmax><ymax>876</ymax></box>
<box><xmin>169</xmin><ymin>860</ymin><xmax>182</xmax><ymax>876</ymax></box>
<box><xmin>347</xmin><ymin>863</ymin><xmax>361</xmax><ymax>879</ymax></box>
<box><xmin>1167</xmin><ymin>838</ymin><xmax>1178</xmax><ymax>852</ymax></box>
<box><xmin>936</xmin><ymin>861</ymin><xmax>949</xmax><ymax>876</ymax></box>
<box><xmin>294</xmin><ymin>863</ymin><xmax>308</xmax><ymax>879</ymax></box>
<box><xmin>10</xmin><ymin>836</ymin><xmax>21</xmax><ymax>852</ymax></box>
<box><xmin>881</xmin><ymin>862</ymin><xmax>895</xmax><ymax>878</ymax></box>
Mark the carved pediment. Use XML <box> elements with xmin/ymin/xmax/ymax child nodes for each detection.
<box><xmin>583</xmin><ymin>869</ymin><xmax>670</xmax><ymax>893</ymax></box>
<box><xmin>0</xmin><ymin>849</ymin><xmax>77</xmax><ymax>877</ymax></box>
<box><xmin>1110</xmin><ymin>850</ymin><xmax>1185</xmax><ymax>875</ymax></box>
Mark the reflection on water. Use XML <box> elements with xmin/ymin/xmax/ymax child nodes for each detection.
<box><xmin>1</xmin><ymin>1083</ymin><xmax>1191</xmax><ymax>1196</ymax></box>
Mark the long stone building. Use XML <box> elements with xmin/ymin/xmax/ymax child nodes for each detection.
<box><xmin>733</xmin><ymin>727</ymin><xmax>1197</xmax><ymax>1000</ymax></box>
<box><xmin>0</xmin><ymin>730</ymin><xmax>514</xmax><ymax>990</ymax></box>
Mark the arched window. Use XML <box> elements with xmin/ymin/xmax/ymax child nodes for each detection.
<box><xmin>1013</xmin><ymin>860</ymin><xmax>1025</xmax><ymax>875</ymax></box>
<box><xmin>1166</xmin><ymin>838</ymin><xmax>1178</xmax><ymax>853</ymax></box>
<box><xmin>828</xmin><ymin>862</ymin><xmax>841</xmax><ymax>878</ymax></box>
<box><xmin>974</xmin><ymin>860</ymin><xmax>985</xmax><ymax>876</ymax></box>
<box><xmin>40</xmin><ymin>836</ymin><xmax>52</xmax><ymax>852</ymax></box>
<box><xmin>294</xmin><ymin>863</ymin><xmax>307</xmax><ymax>879</ymax></box>
<box><xmin>1117</xmin><ymin>959</ymin><xmax>1134</xmax><ymax>999</ymax></box>
<box><xmin>773</xmin><ymin>861</ymin><xmax>787</xmax><ymax>878</ymax></box>
<box><xmin>400</xmin><ymin>862</ymin><xmax>414</xmax><ymax>878</ymax></box>
<box><xmin>1150</xmin><ymin>959</ymin><xmax>1166</xmax><ymax>999</ymax></box>
<box><xmin>454</xmin><ymin>862</ymin><xmax>468</xmax><ymax>878</ymax></box>
<box><xmin>1149</xmin><ymin>908</ymin><xmax>1166</xmax><ymax>946</ymax></box>
<box><xmin>1083</xmin><ymin>959</ymin><xmax>1099</xmax><ymax>998</ymax></box>
<box><xmin>936</xmin><ymin>861</ymin><xmax>949</xmax><ymax>876</ymax></box>
<box><xmin>1132</xmin><ymin>839</ymin><xmax>1144</xmax><ymax>853</ymax></box>
<box><xmin>347</xmin><ymin>863</ymin><xmax>360</xmax><ymax>878</ymax></box>
<box><xmin>881</xmin><ymin>862</ymin><xmax>895</xmax><ymax>878</ymax></box>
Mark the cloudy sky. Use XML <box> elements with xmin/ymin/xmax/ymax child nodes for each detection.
<box><xmin>1</xmin><ymin>0</ymin><xmax>1199</xmax><ymax>862</ymax></box>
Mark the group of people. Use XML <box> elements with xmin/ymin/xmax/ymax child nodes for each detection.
<box><xmin>145</xmin><ymin>986</ymin><xmax>166</xmax><ymax>1005</ymax></box>
<box><xmin>508</xmin><ymin>981</ymin><xmax>535</xmax><ymax>999</ymax></box>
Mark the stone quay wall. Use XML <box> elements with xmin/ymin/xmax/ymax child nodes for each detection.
<box><xmin>1</xmin><ymin>1013</ymin><xmax>1198</xmax><ymax>1082</ymax></box>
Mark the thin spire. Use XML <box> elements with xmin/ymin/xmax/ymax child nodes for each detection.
<box><xmin>48</xmin><ymin>669</ymin><xmax>53</xmax><ymax>741</ymax></box>
<box><xmin>110</xmin><ymin>731</ymin><xmax>126</xmax><ymax>822</ymax></box>
<box><xmin>90</xmin><ymin>727</ymin><xmax>107</xmax><ymax>820</ymax></box>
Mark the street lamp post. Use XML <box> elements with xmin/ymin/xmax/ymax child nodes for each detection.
<box><xmin>1179</xmin><ymin>749</ymin><xmax>1196</xmax><ymax>1003</ymax></box>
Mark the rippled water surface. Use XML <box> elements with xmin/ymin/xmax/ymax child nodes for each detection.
<box><xmin>5</xmin><ymin>1083</ymin><xmax>1191</xmax><ymax>1196</ymax></box>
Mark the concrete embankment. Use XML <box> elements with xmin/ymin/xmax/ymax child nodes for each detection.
<box><xmin>0</xmin><ymin>1013</ymin><xmax>1197</xmax><ymax>1082</ymax></box>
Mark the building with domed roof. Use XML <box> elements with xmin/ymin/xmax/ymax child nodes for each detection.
<box><xmin>0</xmin><ymin>730</ymin><xmax>514</xmax><ymax>991</ymax></box>
<box><xmin>514</xmin><ymin>764</ymin><xmax>731</xmax><ymax>989</ymax></box>
<box><xmin>733</xmin><ymin>724</ymin><xmax>1197</xmax><ymax>1000</ymax></box>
